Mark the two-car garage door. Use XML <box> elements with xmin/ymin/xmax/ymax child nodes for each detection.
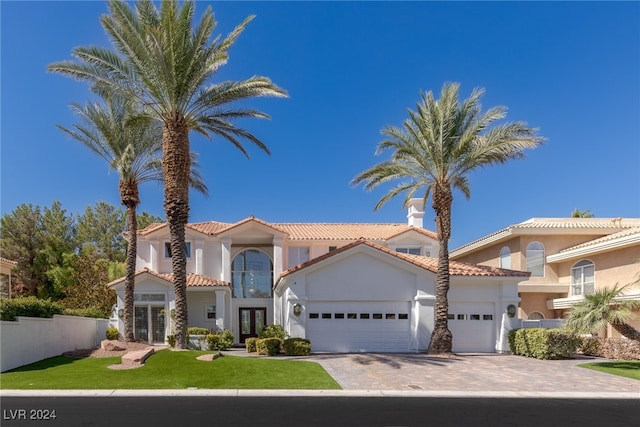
<box><xmin>305</xmin><ymin>301</ymin><xmax>496</xmax><ymax>353</ymax></box>
<box><xmin>306</xmin><ymin>301</ymin><xmax>411</xmax><ymax>352</ymax></box>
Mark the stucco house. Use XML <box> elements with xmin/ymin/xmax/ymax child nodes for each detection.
<box><xmin>450</xmin><ymin>218</ymin><xmax>640</xmax><ymax>337</ymax></box>
<box><xmin>109</xmin><ymin>200</ymin><xmax>529</xmax><ymax>352</ymax></box>
<box><xmin>0</xmin><ymin>257</ymin><xmax>17</xmax><ymax>299</ymax></box>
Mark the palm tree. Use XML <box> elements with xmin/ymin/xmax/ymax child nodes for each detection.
<box><xmin>571</xmin><ymin>208</ymin><xmax>594</xmax><ymax>218</ymax></box>
<box><xmin>352</xmin><ymin>82</ymin><xmax>543</xmax><ymax>354</ymax></box>
<box><xmin>57</xmin><ymin>96</ymin><xmax>208</xmax><ymax>342</ymax></box>
<box><xmin>565</xmin><ymin>281</ymin><xmax>640</xmax><ymax>341</ymax></box>
<box><xmin>49</xmin><ymin>0</ymin><xmax>287</xmax><ymax>348</ymax></box>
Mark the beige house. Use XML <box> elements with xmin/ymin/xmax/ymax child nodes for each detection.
<box><xmin>450</xmin><ymin>218</ymin><xmax>640</xmax><ymax>337</ymax></box>
<box><xmin>0</xmin><ymin>257</ymin><xmax>17</xmax><ymax>299</ymax></box>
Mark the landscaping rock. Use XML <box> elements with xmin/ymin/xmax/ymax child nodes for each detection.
<box><xmin>121</xmin><ymin>348</ymin><xmax>154</xmax><ymax>365</ymax></box>
<box><xmin>101</xmin><ymin>339</ymin><xmax>126</xmax><ymax>351</ymax></box>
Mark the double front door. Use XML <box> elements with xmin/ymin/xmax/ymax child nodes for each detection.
<box><xmin>239</xmin><ymin>307</ymin><xmax>266</xmax><ymax>343</ymax></box>
<box><xmin>134</xmin><ymin>305</ymin><xmax>165</xmax><ymax>344</ymax></box>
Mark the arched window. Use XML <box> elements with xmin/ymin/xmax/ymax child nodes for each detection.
<box><xmin>526</xmin><ymin>242</ymin><xmax>545</xmax><ymax>277</ymax></box>
<box><xmin>527</xmin><ymin>311</ymin><xmax>545</xmax><ymax>320</ymax></box>
<box><xmin>571</xmin><ymin>259</ymin><xmax>595</xmax><ymax>296</ymax></box>
<box><xmin>231</xmin><ymin>249</ymin><xmax>273</xmax><ymax>298</ymax></box>
<box><xmin>499</xmin><ymin>247</ymin><xmax>511</xmax><ymax>269</ymax></box>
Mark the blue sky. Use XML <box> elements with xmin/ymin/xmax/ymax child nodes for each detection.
<box><xmin>1</xmin><ymin>1</ymin><xmax>639</xmax><ymax>249</ymax></box>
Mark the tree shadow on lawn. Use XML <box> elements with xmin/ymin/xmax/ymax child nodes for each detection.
<box><xmin>4</xmin><ymin>355</ymin><xmax>99</xmax><ymax>373</ymax></box>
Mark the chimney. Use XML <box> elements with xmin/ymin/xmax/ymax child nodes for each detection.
<box><xmin>407</xmin><ymin>198</ymin><xmax>424</xmax><ymax>228</ymax></box>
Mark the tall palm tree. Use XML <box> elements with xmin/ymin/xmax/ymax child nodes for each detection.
<box><xmin>565</xmin><ymin>281</ymin><xmax>640</xmax><ymax>341</ymax></box>
<box><xmin>352</xmin><ymin>82</ymin><xmax>543</xmax><ymax>354</ymax></box>
<box><xmin>57</xmin><ymin>96</ymin><xmax>208</xmax><ymax>342</ymax></box>
<box><xmin>49</xmin><ymin>0</ymin><xmax>287</xmax><ymax>348</ymax></box>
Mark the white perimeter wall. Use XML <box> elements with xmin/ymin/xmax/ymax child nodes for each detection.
<box><xmin>0</xmin><ymin>315</ymin><xmax>109</xmax><ymax>372</ymax></box>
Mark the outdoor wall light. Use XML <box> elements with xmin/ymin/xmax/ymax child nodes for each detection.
<box><xmin>507</xmin><ymin>304</ymin><xmax>516</xmax><ymax>318</ymax></box>
<box><xmin>293</xmin><ymin>303</ymin><xmax>302</xmax><ymax>317</ymax></box>
<box><xmin>117</xmin><ymin>309</ymin><xmax>124</xmax><ymax>318</ymax></box>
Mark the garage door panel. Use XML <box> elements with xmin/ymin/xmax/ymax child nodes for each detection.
<box><xmin>307</xmin><ymin>302</ymin><xmax>411</xmax><ymax>352</ymax></box>
<box><xmin>449</xmin><ymin>303</ymin><xmax>495</xmax><ymax>353</ymax></box>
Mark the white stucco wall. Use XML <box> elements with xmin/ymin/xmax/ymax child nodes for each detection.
<box><xmin>1</xmin><ymin>315</ymin><xmax>109</xmax><ymax>372</ymax></box>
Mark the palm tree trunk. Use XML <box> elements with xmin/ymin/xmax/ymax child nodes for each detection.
<box><xmin>163</xmin><ymin>115</ymin><xmax>191</xmax><ymax>349</ymax></box>
<box><xmin>428</xmin><ymin>186</ymin><xmax>453</xmax><ymax>354</ymax></box>
<box><xmin>121</xmin><ymin>179</ymin><xmax>140</xmax><ymax>342</ymax></box>
<box><xmin>611</xmin><ymin>322</ymin><xmax>640</xmax><ymax>341</ymax></box>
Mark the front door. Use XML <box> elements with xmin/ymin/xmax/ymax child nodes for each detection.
<box><xmin>239</xmin><ymin>307</ymin><xmax>266</xmax><ymax>343</ymax></box>
<box><xmin>134</xmin><ymin>305</ymin><xmax>166</xmax><ymax>344</ymax></box>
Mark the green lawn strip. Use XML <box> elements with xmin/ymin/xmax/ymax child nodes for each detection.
<box><xmin>578</xmin><ymin>361</ymin><xmax>640</xmax><ymax>381</ymax></box>
<box><xmin>0</xmin><ymin>350</ymin><xmax>341</xmax><ymax>390</ymax></box>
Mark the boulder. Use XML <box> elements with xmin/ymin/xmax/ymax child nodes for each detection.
<box><xmin>101</xmin><ymin>339</ymin><xmax>126</xmax><ymax>351</ymax></box>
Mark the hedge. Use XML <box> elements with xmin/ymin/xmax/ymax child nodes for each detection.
<box><xmin>245</xmin><ymin>337</ymin><xmax>258</xmax><ymax>353</ymax></box>
<box><xmin>283</xmin><ymin>338</ymin><xmax>312</xmax><ymax>356</ymax></box>
<box><xmin>187</xmin><ymin>327</ymin><xmax>211</xmax><ymax>336</ymax></box>
<box><xmin>508</xmin><ymin>328</ymin><xmax>581</xmax><ymax>360</ymax></box>
<box><xmin>206</xmin><ymin>329</ymin><xmax>234</xmax><ymax>351</ymax></box>
<box><xmin>259</xmin><ymin>324</ymin><xmax>287</xmax><ymax>340</ymax></box>
<box><xmin>256</xmin><ymin>337</ymin><xmax>282</xmax><ymax>356</ymax></box>
<box><xmin>0</xmin><ymin>297</ymin><xmax>64</xmax><ymax>321</ymax></box>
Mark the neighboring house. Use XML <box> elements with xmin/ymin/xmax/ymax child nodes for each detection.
<box><xmin>0</xmin><ymin>257</ymin><xmax>17</xmax><ymax>299</ymax></box>
<box><xmin>450</xmin><ymin>218</ymin><xmax>640</xmax><ymax>338</ymax></box>
<box><xmin>109</xmin><ymin>200</ymin><xmax>528</xmax><ymax>352</ymax></box>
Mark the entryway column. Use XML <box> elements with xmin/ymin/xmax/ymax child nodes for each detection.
<box><xmin>215</xmin><ymin>290</ymin><xmax>226</xmax><ymax>330</ymax></box>
<box><xmin>221</xmin><ymin>238</ymin><xmax>231</xmax><ymax>282</ymax></box>
<box><xmin>273</xmin><ymin>237</ymin><xmax>284</xmax><ymax>281</ymax></box>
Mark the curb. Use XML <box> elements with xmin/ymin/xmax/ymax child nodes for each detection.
<box><xmin>2</xmin><ymin>389</ymin><xmax>639</xmax><ymax>399</ymax></box>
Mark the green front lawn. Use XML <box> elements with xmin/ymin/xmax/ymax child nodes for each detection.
<box><xmin>0</xmin><ymin>350</ymin><xmax>341</xmax><ymax>390</ymax></box>
<box><xmin>578</xmin><ymin>361</ymin><xmax>640</xmax><ymax>381</ymax></box>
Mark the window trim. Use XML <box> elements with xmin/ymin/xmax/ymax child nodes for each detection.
<box><xmin>205</xmin><ymin>303</ymin><xmax>216</xmax><ymax>321</ymax></box>
<box><xmin>525</xmin><ymin>241</ymin><xmax>545</xmax><ymax>278</ymax></box>
<box><xmin>570</xmin><ymin>259</ymin><xmax>595</xmax><ymax>296</ymax></box>
<box><xmin>396</xmin><ymin>247</ymin><xmax>421</xmax><ymax>256</ymax></box>
<box><xmin>231</xmin><ymin>248</ymin><xmax>274</xmax><ymax>298</ymax></box>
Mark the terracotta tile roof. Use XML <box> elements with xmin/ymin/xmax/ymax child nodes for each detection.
<box><xmin>108</xmin><ymin>268</ymin><xmax>230</xmax><ymax>288</ymax></box>
<box><xmin>0</xmin><ymin>257</ymin><xmax>18</xmax><ymax>266</ymax></box>
<box><xmin>276</xmin><ymin>223</ymin><xmax>436</xmax><ymax>241</ymax></box>
<box><xmin>138</xmin><ymin>218</ymin><xmax>437</xmax><ymax>241</ymax></box>
<box><xmin>451</xmin><ymin>217</ymin><xmax>640</xmax><ymax>257</ymax></box>
<box><xmin>279</xmin><ymin>239</ymin><xmax>529</xmax><ymax>281</ymax></box>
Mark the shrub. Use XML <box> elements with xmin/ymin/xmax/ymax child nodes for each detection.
<box><xmin>206</xmin><ymin>333</ymin><xmax>220</xmax><ymax>351</ymax></box>
<box><xmin>579</xmin><ymin>336</ymin><xmax>602</xmax><ymax>357</ymax></box>
<box><xmin>508</xmin><ymin>328</ymin><xmax>581</xmax><ymax>360</ymax></box>
<box><xmin>105</xmin><ymin>326</ymin><xmax>119</xmax><ymax>340</ymax></box>
<box><xmin>206</xmin><ymin>329</ymin><xmax>234</xmax><ymax>351</ymax></box>
<box><xmin>167</xmin><ymin>334</ymin><xmax>176</xmax><ymax>348</ymax></box>
<box><xmin>256</xmin><ymin>337</ymin><xmax>281</xmax><ymax>356</ymax></box>
<box><xmin>187</xmin><ymin>327</ymin><xmax>210</xmax><ymax>336</ymax></box>
<box><xmin>283</xmin><ymin>338</ymin><xmax>311</xmax><ymax>356</ymax></box>
<box><xmin>580</xmin><ymin>337</ymin><xmax>640</xmax><ymax>360</ymax></box>
<box><xmin>259</xmin><ymin>324</ymin><xmax>287</xmax><ymax>340</ymax></box>
<box><xmin>63</xmin><ymin>307</ymin><xmax>107</xmax><ymax>318</ymax></box>
<box><xmin>0</xmin><ymin>297</ymin><xmax>64</xmax><ymax>321</ymax></box>
<box><xmin>245</xmin><ymin>337</ymin><xmax>258</xmax><ymax>352</ymax></box>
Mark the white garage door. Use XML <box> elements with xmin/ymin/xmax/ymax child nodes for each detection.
<box><xmin>306</xmin><ymin>301</ymin><xmax>411</xmax><ymax>352</ymax></box>
<box><xmin>449</xmin><ymin>303</ymin><xmax>496</xmax><ymax>353</ymax></box>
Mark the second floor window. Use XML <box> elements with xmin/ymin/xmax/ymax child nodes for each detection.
<box><xmin>396</xmin><ymin>247</ymin><xmax>421</xmax><ymax>255</ymax></box>
<box><xmin>526</xmin><ymin>242</ymin><xmax>545</xmax><ymax>277</ymax></box>
<box><xmin>232</xmin><ymin>249</ymin><xmax>273</xmax><ymax>298</ymax></box>
<box><xmin>499</xmin><ymin>247</ymin><xmax>511</xmax><ymax>269</ymax></box>
<box><xmin>164</xmin><ymin>241</ymin><xmax>191</xmax><ymax>258</ymax></box>
<box><xmin>571</xmin><ymin>259</ymin><xmax>595</xmax><ymax>296</ymax></box>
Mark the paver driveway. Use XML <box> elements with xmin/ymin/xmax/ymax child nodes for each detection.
<box><xmin>308</xmin><ymin>353</ymin><xmax>640</xmax><ymax>393</ymax></box>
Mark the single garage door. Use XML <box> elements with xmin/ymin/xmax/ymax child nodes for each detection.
<box><xmin>306</xmin><ymin>301</ymin><xmax>411</xmax><ymax>352</ymax></box>
<box><xmin>448</xmin><ymin>303</ymin><xmax>496</xmax><ymax>352</ymax></box>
